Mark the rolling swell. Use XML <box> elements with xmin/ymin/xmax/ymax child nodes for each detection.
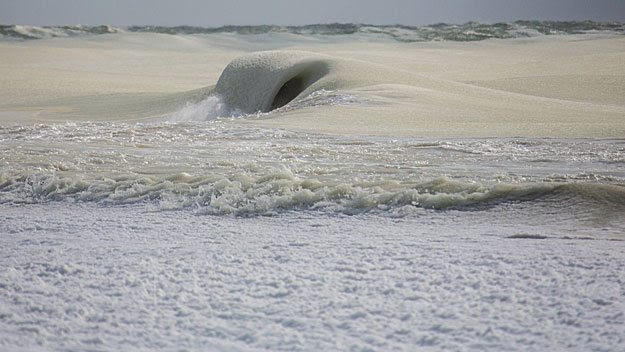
<box><xmin>1</xmin><ymin>170</ymin><xmax>624</xmax><ymax>216</ymax></box>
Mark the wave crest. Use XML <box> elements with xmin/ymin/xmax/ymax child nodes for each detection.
<box><xmin>215</xmin><ymin>51</ymin><xmax>331</xmax><ymax>114</ymax></box>
<box><xmin>2</xmin><ymin>170</ymin><xmax>624</xmax><ymax>216</ymax></box>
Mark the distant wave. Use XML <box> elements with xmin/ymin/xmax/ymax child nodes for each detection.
<box><xmin>1</xmin><ymin>21</ymin><xmax>624</xmax><ymax>41</ymax></box>
<box><xmin>0</xmin><ymin>24</ymin><xmax>121</xmax><ymax>40</ymax></box>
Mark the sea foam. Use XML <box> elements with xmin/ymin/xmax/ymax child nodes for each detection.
<box><xmin>169</xmin><ymin>95</ymin><xmax>230</xmax><ymax>122</ymax></box>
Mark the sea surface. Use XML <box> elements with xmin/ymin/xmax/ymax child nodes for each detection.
<box><xmin>1</xmin><ymin>22</ymin><xmax>624</xmax><ymax>351</ymax></box>
<box><xmin>2</xmin><ymin>20</ymin><xmax>624</xmax><ymax>41</ymax></box>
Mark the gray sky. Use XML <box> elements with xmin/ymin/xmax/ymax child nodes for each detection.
<box><xmin>1</xmin><ymin>0</ymin><xmax>624</xmax><ymax>26</ymax></box>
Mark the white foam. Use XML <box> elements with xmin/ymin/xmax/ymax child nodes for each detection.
<box><xmin>169</xmin><ymin>95</ymin><xmax>230</xmax><ymax>122</ymax></box>
<box><xmin>169</xmin><ymin>88</ymin><xmax>362</xmax><ymax>123</ymax></box>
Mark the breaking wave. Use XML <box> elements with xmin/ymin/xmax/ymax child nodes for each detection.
<box><xmin>168</xmin><ymin>50</ymin><xmax>362</xmax><ymax>121</ymax></box>
<box><xmin>2</xmin><ymin>21</ymin><xmax>624</xmax><ymax>41</ymax></box>
<box><xmin>215</xmin><ymin>51</ymin><xmax>332</xmax><ymax>114</ymax></box>
<box><xmin>1</xmin><ymin>169</ymin><xmax>624</xmax><ymax>216</ymax></box>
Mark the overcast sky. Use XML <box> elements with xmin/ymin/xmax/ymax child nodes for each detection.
<box><xmin>1</xmin><ymin>0</ymin><xmax>624</xmax><ymax>26</ymax></box>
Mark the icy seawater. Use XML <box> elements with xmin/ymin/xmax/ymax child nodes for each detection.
<box><xmin>1</xmin><ymin>110</ymin><xmax>624</xmax><ymax>232</ymax></box>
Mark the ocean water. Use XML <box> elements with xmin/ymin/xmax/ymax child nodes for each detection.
<box><xmin>2</xmin><ymin>21</ymin><xmax>624</xmax><ymax>41</ymax></box>
<box><xmin>1</xmin><ymin>24</ymin><xmax>625</xmax><ymax>351</ymax></box>
<box><xmin>2</xmin><ymin>115</ymin><xmax>625</xmax><ymax>223</ymax></box>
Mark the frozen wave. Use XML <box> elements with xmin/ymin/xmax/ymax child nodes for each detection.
<box><xmin>215</xmin><ymin>51</ymin><xmax>331</xmax><ymax>114</ymax></box>
<box><xmin>166</xmin><ymin>50</ymin><xmax>363</xmax><ymax>121</ymax></box>
<box><xmin>172</xmin><ymin>50</ymin><xmax>364</xmax><ymax>120</ymax></box>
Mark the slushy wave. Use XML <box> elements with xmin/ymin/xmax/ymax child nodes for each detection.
<box><xmin>168</xmin><ymin>50</ymin><xmax>363</xmax><ymax>120</ymax></box>
<box><xmin>1</xmin><ymin>169</ymin><xmax>624</xmax><ymax>216</ymax></box>
<box><xmin>215</xmin><ymin>51</ymin><xmax>332</xmax><ymax>114</ymax></box>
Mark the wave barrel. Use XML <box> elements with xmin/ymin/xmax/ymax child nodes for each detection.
<box><xmin>215</xmin><ymin>51</ymin><xmax>330</xmax><ymax>113</ymax></box>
